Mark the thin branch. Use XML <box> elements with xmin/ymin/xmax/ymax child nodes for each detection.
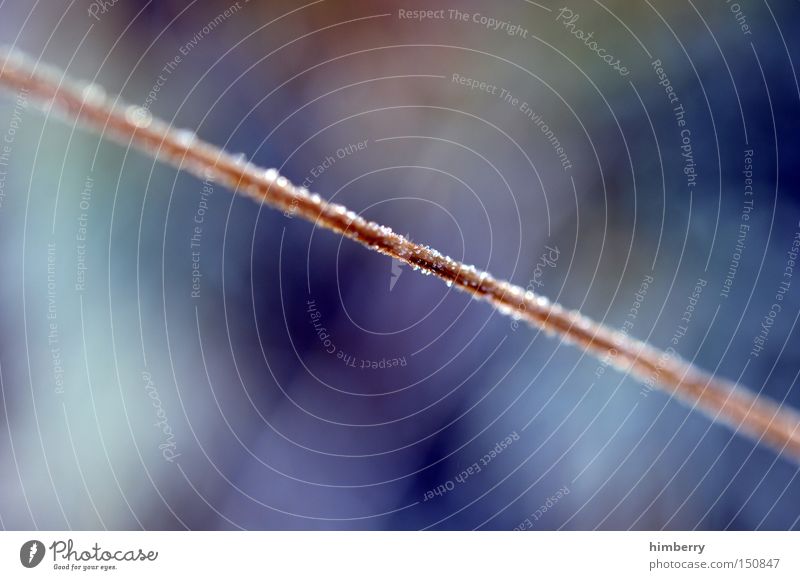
<box><xmin>2</xmin><ymin>47</ymin><xmax>798</xmax><ymax>463</ymax></box>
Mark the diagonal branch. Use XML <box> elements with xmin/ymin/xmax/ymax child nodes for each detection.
<box><xmin>2</xmin><ymin>47</ymin><xmax>798</xmax><ymax>463</ymax></box>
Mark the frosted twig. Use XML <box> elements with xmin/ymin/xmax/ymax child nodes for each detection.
<box><xmin>2</xmin><ymin>47</ymin><xmax>799</xmax><ymax>463</ymax></box>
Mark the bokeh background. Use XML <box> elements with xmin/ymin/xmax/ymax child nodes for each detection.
<box><xmin>1</xmin><ymin>0</ymin><xmax>799</xmax><ymax>530</ymax></box>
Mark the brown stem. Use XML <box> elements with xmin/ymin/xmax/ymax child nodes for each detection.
<box><xmin>2</xmin><ymin>47</ymin><xmax>799</xmax><ymax>463</ymax></box>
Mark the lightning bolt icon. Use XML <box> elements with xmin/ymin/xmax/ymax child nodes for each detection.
<box><xmin>389</xmin><ymin>233</ymin><xmax>410</xmax><ymax>291</ymax></box>
<box><xmin>389</xmin><ymin>258</ymin><xmax>404</xmax><ymax>291</ymax></box>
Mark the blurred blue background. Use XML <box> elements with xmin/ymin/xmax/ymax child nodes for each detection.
<box><xmin>0</xmin><ymin>0</ymin><xmax>799</xmax><ymax>530</ymax></box>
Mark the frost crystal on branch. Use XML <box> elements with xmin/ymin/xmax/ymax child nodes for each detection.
<box><xmin>2</xmin><ymin>47</ymin><xmax>798</xmax><ymax>463</ymax></box>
